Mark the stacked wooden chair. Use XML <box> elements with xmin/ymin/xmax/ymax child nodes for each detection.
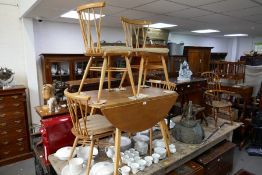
<box><xmin>119</xmin><ymin>17</ymin><xmax>170</xmax><ymax>95</ymax></box>
<box><xmin>202</xmin><ymin>72</ymin><xmax>234</xmax><ymax>127</ymax></box>
<box><xmin>77</xmin><ymin>2</ymin><xmax>136</xmax><ymax>102</ymax></box>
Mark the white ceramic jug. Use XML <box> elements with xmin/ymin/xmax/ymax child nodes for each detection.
<box><xmin>105</xmin><ymin>146</ymin><xmax>115</xmax><ymax>159</ymax></box>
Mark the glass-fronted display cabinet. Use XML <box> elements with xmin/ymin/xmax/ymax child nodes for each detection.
<box><xmin>41</xmin><ymin>54</ymin><xmax>91</xmax><ymax>102</ymax></box>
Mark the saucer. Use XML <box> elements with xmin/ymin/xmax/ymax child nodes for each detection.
<box><xmin>61</xmin><ymin>165</ymin><xmax>86</xmax><ymax>175</ymax></box>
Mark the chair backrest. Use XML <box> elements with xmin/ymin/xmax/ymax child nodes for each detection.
<box><xmin>121</xmin><ymin>17</ymin><xmax>151</xmax><ymax>48</ymax></box>
<box><xmin>201</xmin><ymin>71</ymin><xmax>221</xmax><ymax>90</ymax></box>
<box><xmin>147</xmin><ymin>79</ymin><xmax>176</xmax><ymax>91</ymax></box>
<box><xmin>64</xmin><ymin>89</ymin><xmax>91</xmax><ymax>136</ymax></box>
<box><xmin>77</xmin><ymin>2</ymin><xmax>105</xmax><ymax>54</ymax></box>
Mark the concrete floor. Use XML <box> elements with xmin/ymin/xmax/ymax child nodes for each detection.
<box><xmin>0</xmin><ymin>148</ymin><xmax>261</xmax><ymax>175</ymax></box>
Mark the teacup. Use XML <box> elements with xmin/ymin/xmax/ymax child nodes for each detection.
<box><xmin>69</xmin><ymin>158</ymin><xmax>83</xmax><ymax>175</ymax></box>
<box><xmin>131</xmin><ymin>163</ymin><xmax>139</xmax><ymax>174</ymax></box>
<box><xmin>144</xmin><ymin>156</ymin><xmax>153</xmax><ymax>167</ymax></box>
<box><xmin>129</xmin><ymin>148</ymin><xmax>135</xmax><ymax>153</ymax></box>
<box><xmin>118</xmin><ymin>165</ymin><xmax>131</xmax><ymax>175</ymax></box>
<box><xmin>127</xmin><ymin>158</ymin><xmax>135</xmax><ymax>167</ymax></box>
<box><xmin>134</xmin><ymin>156</ymin><xmax>141</xmax><ymax>162</ymax></box>
<box><xmin>138</xmin><ymin>159</ymin><xmax>147</xmax><ymax>171</ymax></box>
<box><xmin>169</xmin><ymin>144</ymin><xmax>176</xmax><ymax>154</ymax></box>
<box><xmin>152</xmin><ymin>153</ymin><xmax>160</xmax><ymax>163</ymax></box>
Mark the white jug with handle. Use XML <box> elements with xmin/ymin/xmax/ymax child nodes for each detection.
<box><xmin>105</xmin><ymin>146</ymin><xmax>115</xmax><ymax>159</ymax></box>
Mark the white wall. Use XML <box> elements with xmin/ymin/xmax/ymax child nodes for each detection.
<box><xmin>168</xmin><ymin>33</ymin><xmax>234</xmax><ymax>60</ymax></box>
<box><xmin>0</xmin><ymin>2</ymin><xmax>27</xmax><ymax>85</ymax></box>
<box><xmin>237</xmin><ymin>37</ymin><xmax>262</xmax><ymax>59</ymax></box>
<box><xmin>34</xmin><ymin>21</ymin><xmax>125</xmax><ymax>54</ymax></box>
<box><xmin>19</xmin><ymin>0</ymin><xmax>39</xmax><ymax>17</ymax></box>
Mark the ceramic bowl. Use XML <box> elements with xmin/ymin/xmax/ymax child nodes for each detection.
<box><xmin>54</xmin><ymin>146</ymin><xmax>76</xmax><ymax>160</ymax></box>
<box><xmin>133</xmin><ymin>134</ymin><xmax>149</xmax><ymax>143</ymax></box>
<box><xmin>90</xmin><ymin>162</ymin><xmax>114</xmax><ymax>175</ymax></box>
<box><xmin>76</xmin><ymin>146</ymin><xmax>98</xmax><ymax>161</ymax></box>
<box><xmin>109</xmin><ymin>136</ymin><xmax>131</xmax><ymax>152</ymax></box>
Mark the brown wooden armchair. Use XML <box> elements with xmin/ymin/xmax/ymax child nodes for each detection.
<box><xmin>204</xmin><ymin>89</ymin><xmax>235</xmax><ymax>127</ymax></box>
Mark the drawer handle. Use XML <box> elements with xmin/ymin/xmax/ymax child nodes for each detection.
<box><xmin>17</xmin><ymin>142</ymin><xmax>23</xmax><ymax>146</ymax></box>
<box><xmin>16</xmin><ymin>129</ymin><xmax>23</xmax><ymax>133</ymax></box>
<box><xmin>17</xmin><ymin>138</ymin><xmax>24</xmax><ymax>141</ymax></box>
<box><xmin>14</xmin><ymin>120</ymin><xmax>21</xmax><ymax>124</ymax></box>
<box><xmin>14</xmin><ymin>111</ymin><xmax>22</xmax><ymax>115</ymax></box>
<box><xmin>19</xmin><ymin>147</ymin><xmax>24</xmax><ymax>151</ymax></box>
<box><xmin>0</xmin><ymin>123</ymin><xmax>6</xmax><ymax>127</ymax></box>
<box><xmin>0</xmin><ymin>113</ymin><xmax>6</xmax><ymax>118</ymax></box>
<box><xmin>3</xmin><ymin>151</ymin><xmax>10</xmax><ymax>155</ymax></box>
<box><xmin>187</xmin><ymin>85</ymin><xmax>191</xmax><ymax>88</ymax></box>
<box><xmin>13</xmin><ymin>103</ymin><xmax>20</xmax><ymax>107</ymax></box>
<box><xmin>2</xmin><ymin>141</ymin><xmax>9</xmax><ymax>145</ymax></box>
<box><xmin>0</xmin><ymin>105</ymin><xmax>3</xmax><ymax>109</ymax></box>
<box><xmin>0</xmin><ymin>97</ymin><xmax>3</xmax><ymax>101</ymax></box>
<box><xmin>11</xmin><ymin>95</ymin><xmax>19</xmax><ymax>99</ymax></box>
<box><xmin>1</xmin><ymin>131</ymin><xmax>7</xmax><ymax>135</ymax></box>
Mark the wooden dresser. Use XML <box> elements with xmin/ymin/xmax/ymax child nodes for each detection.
<box><xmin>0</xmin><ymin>85</ymin><xmax>32</xmax><ymax>166</ymax></box>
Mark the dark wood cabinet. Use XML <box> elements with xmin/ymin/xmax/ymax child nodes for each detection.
<box><xmin>0</xmin><ymin>86</ymin><xmax>32</xmax><ymax>166</ymax></box>
<box><xmin>183</xmin><ymin>46</ymin><xmax>213</xmax><ymax>75</ymax></box>
<box><xmin>41</xmin><ymin>54</ymin><xmax>91</xmax><ymax>84</ymax></box>
<box><xmin>195</xmin><ymin>141</ymin><xmax>235</xmax><ymax>175</ymax></box>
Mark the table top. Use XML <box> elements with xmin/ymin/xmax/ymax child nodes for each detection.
<box><xmin>82</xmin><ymin>87</ymin><xmax>178</xmax><ymax>132</ymax></box>
<box><xmin>48</xmin><ymin>117</ymin><xmax>241</xmax><ymax>175</ymax></box>
<box><xmin>82</xmin><ymin>87</ymin><xmax>178</xmax><ymax>109</ymax></box>
<box><xmin>35</xmin><ymin>105</ymin><xmax>68</xmax><ymax>119</ymax></box>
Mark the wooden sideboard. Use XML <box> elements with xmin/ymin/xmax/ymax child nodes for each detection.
<box><xmin>183</xmin><ymin>46</ymin><xmax>213</xmax><ymax>75</ymax></box>
<box><xmin>0</xmin><ymin>86</ymin><xmax>32</xmax><ymax>166</ymax></box>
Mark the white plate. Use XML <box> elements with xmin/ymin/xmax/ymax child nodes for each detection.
<box><xmin>61</xmin><ymin>165</ymin><xmax>86</xmax><ymax>175</ymax></box>
<box><xmin>133</xmin><ymin>134</ymin><xmax>149</xmax><ymax>143</ymax></box>
<box><xmin>109</xmin><ymin>136</ymin><xmax>132</xmax><ymax>149</ymax></box>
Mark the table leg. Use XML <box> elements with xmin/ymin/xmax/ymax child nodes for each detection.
<box><xmin>114</xmin><ymin>128</ymin><xmax>121</xmax><ymax>175</ymax></box>
<box><xmin>149</xmin><ymin>128</ymin><xmax>153</xmax><ymax>155</ymax></box>
<box><xmin>78</xmin><ymin>57</ymin><xmax>93</xmax><ymax>94</ymax></box>
<box><xmin>137</xmin><ymin>57</ymin><xmax>144</xmax><ymax>96</ymax></box>
<box><xmin>159</xmin><ymin>120</ymin><xmax>171</xmax><ymax>158</ymax></box>
<box><xmin>97</xmin><ymin>57</ymin><xmax>107</xmax><ymax>102</ymax></box>
<box><xmin>86</xmin><ymin>138</ymin><xmax>94</xmax><ymax>175</ymax></box>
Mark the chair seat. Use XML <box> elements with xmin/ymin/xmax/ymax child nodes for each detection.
<box><xmin>212</xmin><ymin>100</ymin><xmax>232</xmax><ymax>108</ymax></box>
<box><xmin>78</xmin><ymin>114</ymin><xmax>114</xmax><ymax>135</ymax></box>
<box><xmin>101</xmin><ymin>46</ymin><xmax>133</xmax><ymax>54</ymax></box>
<box><xmin>134</xmin><ymin>47</ymin><xmax>169</xmax><ymax>54</ymax></box>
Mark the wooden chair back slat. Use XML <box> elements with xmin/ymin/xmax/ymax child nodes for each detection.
<box><xmin>77</xmin><ymin>2</ymin><xmax>105</xmax><ymax>54</ymax></box>
<box><xmin>201</xmin><ymin>72</ymin><xmax>221</xmax><ymax>90</ymax></box>
<box><xmin>121</xmin><ymin>17</ymin><xmax>151</xmax><ymax>48</ymax></box>
<box><xmin>65</xmin><ymin>89</ymin><xmax>91</xmax><ymax>136</ymax></box>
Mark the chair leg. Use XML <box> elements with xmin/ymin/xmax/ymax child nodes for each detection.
<box><xmin>125</xmin><ymin>56</ymin><xmax>136</xmax><ymax>96</ymax></box>
<box><xmin>107</xmin><ymin>56</ymin><xmax>111</xmax><ymax>90</ymax></box>
<box><xmin>78</xmin><ymin>57</ymin><xmax>93</xmax><ymax>93</ymax></box>
<box><xmin>137</xmin><ymin>57</ymin><xmax>145</xmax><ymax>96</ymax></box>
<box><xmin>86</xmin><ymin>138</ymin><xmax>95</xmax><ymax>175</ymax></box>
<box><xmin>159</xmin><ymin>120</ymin><xmax>171</xmax><ymax>158</ymax></box>
<box><xmin>149</xmin><ymin>128</ymin><xmax>153</xmax><ymax>155</ymax></box>
<box><xmin>119</xmin><ymin>57</ymin><xmax>132</xmax><ymax>89</ymax></box>
<box><xmin>214</xmin><ymin>108</ymin><xmax>218</xmax><ymax>127</ymax></box>
<box><xmin>142</xmin><ymin>58</ymin><xmax>148</xmax><ymax>86</ymax></box>
<box><xmin>97</xmin><ymin>57</ymin><xmax>107</xmax><ymax>102</ymax></box>
<box><xmin>202</xmin><ymin>111</ymin><xmax>208</xmax><ymax>126</ymax></box>
<box><xmin>161</xmin><ymin>56</ymin><xmax>170</xmax><ymax>89</ymax></box>
<box><xmin>229</xmin><ymin>107</ymin><xmax>233</xmax><ymax>125</ymax></box>
<box><xmin>69</xmin><ymin>137</ymin><xmax>79</xmax><ymax>160</ymax></box>
<box><xmin>114</xmin><ymin>128</ymin><xmax>121</xmax><ymax>175</ymax></box>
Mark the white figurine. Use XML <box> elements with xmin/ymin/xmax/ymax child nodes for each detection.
<box><xmin>177</xmin><ymin>61</ymin><xmax>192</xmax><ymax>81</ymax></box>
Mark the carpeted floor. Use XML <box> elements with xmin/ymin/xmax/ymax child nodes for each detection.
<box><xmin>0</xmin><ymin>147</ymin><xmax>261</xmax><ymax>175</ymax></box>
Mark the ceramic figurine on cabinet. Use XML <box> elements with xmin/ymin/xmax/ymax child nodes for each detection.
<box><xmin>0</xmin><ymin>67</ymin><xmax>14</xmax><ymax>89</ymax></box>
<box><xmin>177</xmin><ymin>61</ymin><xmax>192</xmax><ymax>81</ymax></box>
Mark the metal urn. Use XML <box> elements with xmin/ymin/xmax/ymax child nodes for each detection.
<box><xmin>172</xmin><ymin>101</ymin><xmax>205</xmax><ymax>144</ymax></box>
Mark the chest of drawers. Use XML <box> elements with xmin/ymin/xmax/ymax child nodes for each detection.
<box><xmin>0</xmin><ymin>85</ymin><xmax>32</xmax><ymax>166</ymax></box>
